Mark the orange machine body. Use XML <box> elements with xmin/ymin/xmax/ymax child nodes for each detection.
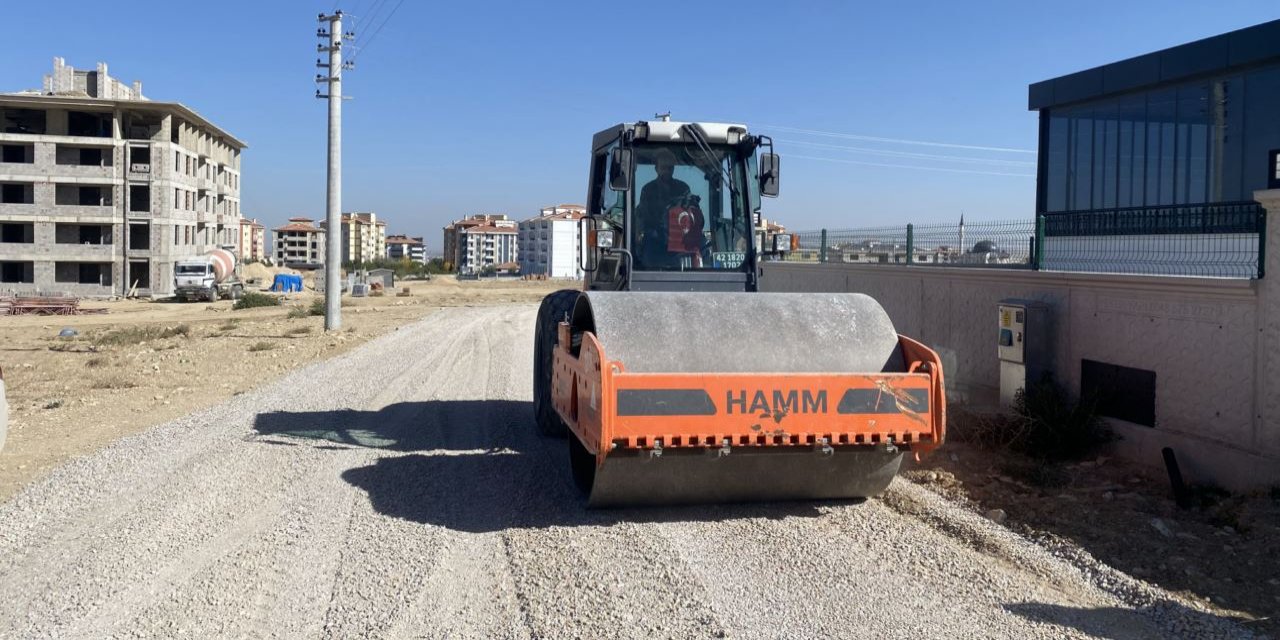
<box><xmin>552</xmin><ymin>322</ymin><xmax>946</xmax><ymax>467</ymax></box>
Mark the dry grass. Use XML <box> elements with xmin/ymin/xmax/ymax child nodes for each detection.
<box><xmin>248</xmin><ymin>341</ymin><xmax>276</xmax><ymax>352</ymax></box>
<box><xmin>91</xmin><ymin>378</ymin><xmax>138</xmax><ymax>390</ymax></box>
<box><xmin>93</xmin><ymin>325</ymin><xmax>191</xmax><ymax>347</ymax></box>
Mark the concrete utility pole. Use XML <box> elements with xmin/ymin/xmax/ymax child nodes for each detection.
<box><xmin>316</xmin><ymin>11</ymin><xmax>351</xmax><ymax>330</ymax></box>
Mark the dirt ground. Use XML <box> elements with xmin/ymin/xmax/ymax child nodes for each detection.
<box><xmin>905</xmin><ymin>411</ymin><xmax>1280</xmax><ymax>635</ymax></box>
<box><xmin>0</xmin><ymin>276</ymin><xmax>568</xmax><ymax>503</ymax></box>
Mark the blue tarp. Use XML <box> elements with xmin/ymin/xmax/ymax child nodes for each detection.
<box><xmin>270</xmin><ymin>274</ymin><xmax>303</xmax><ymax>292</ymax></box>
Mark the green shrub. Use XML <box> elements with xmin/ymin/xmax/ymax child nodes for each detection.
<box><xmin>299</xmin><ymin>298</ymin><xmax>348</xmax><ymax>316</ymax></box>
<box><xmin>233</xmin><ymin>292</ymin><xmax>279</xmax><ymax>310</ymax></box>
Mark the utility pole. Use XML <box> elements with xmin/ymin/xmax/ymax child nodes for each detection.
<box><xmin>316</xmin><ymin>11</ymin><xmax>352</xmax><ymax>330</ymax></box>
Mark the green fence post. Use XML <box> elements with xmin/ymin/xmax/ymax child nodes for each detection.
<box><xmin>906</xmin><ymin>223</ymin><xmax>914</xmax><ymax>265</ymax></box>
<box><xmin>820</xmin><ymin>229</ymin><xmax>828</xmax><ymax>263</ymax></box>
<box><xmin>1034</xmin><ymin>215</ymin><xmax>1046</xmax><ymax>271</ymax></box>
<box><xmin>1259</xmin><ymin>207</ymin><xmax>1267</xmax><ymax>280</ymax></box>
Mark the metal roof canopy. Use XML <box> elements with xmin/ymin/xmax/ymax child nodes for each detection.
<box><xmin>1028</xmin><ymin>18</ymin><xmax>1280</xmax><ymax>111</ymax></box>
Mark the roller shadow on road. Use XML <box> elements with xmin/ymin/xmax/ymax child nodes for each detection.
<box><xmin>1002</xmin><ymin>601</ymin><xmax>1256</xmax><ymax>639</ymax></box>
<box><xmin>252</xmin><ymin>400</ymin><xmax>839</xmax><ymax>533</ymax></box>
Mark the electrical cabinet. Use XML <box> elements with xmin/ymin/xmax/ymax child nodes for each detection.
<box><xmin>998</xmin><ymin>299</ymin><xmax>1052</xmax><ymax>407</ymax></box>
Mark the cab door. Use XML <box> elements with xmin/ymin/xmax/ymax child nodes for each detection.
<box><xmin>584</xmin><ymin>138</ymin><xmax>627</xmax><ymax>290</ymax></box>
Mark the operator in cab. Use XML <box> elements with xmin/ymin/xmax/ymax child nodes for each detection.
<box><xmin>635</xmin><ymin>148</ymin><xmax>691</xmax><ymax>267</ymax></box>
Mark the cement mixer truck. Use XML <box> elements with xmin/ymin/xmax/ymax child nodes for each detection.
<box><xmin>174</xmin><ymin>247</ymin><xmax>245</xmax><ymax>302</ymax></box>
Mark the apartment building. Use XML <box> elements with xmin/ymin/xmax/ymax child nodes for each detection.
<box><xmin>272</xmin><ymin>217</ymin><xmax>325</xmax><ymax>265</ymax></box>
<box><xmin>238</xmin><ymin>217</ymin><xmax>266</xmax><ymax>263</ymax></box>
<box><xmin>386</xmin><ymin>234</ymin><xmax>425</xmax><ymax>264</ymax></box>
<box><xmin>518</xmin><ymin>204</ymin><xmax>585</xmax><ymax>279</ymax></box>
<box><xmin>0</xmin><ymin>58</ymin><xmax>245</xmax><ymax>296</ymax></box>
<box><xmin>321</xmin><ymin>211</ymin><xmax>386</xmax><ymax>264</ymax></box>
<box><xmin>442</xmin><ymin>214</ymin><xmax>514</xmax><ymax>270</ymax></box>
<box><xmin>458</xmin><ymin>223</ymin><xmax>517</xmax><ymax>273</ymax></box>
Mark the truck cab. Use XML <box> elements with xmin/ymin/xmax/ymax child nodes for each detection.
<box><xmin>581</xmin><ymin>119</ymin><xmax>781</xmax><ymax>292</ymax></box>
<box><xmin>174</xmin><ymin>248</ymin><xmax>242</xmax><ymax>302</ymax></box>
<box><xmin>174</xmin><ymin>259</ymin><xmax>219</xmax><ymax>302</ymax></box>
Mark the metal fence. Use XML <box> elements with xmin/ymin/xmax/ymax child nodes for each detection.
<box><xmin>781</xmin><ymin>201</ymin><xmax>1265</xmax><ymax>279</ymax></box>
<box><xmin>784</xmin><ymin>220</ymin><xmax>1035</xmax><ymax>268</ymax></box>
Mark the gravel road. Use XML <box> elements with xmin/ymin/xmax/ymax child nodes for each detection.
<box><xmin>0</xmin><ymin>305</ymin><xmax>1255</xmax><ymax>639</ymax></box>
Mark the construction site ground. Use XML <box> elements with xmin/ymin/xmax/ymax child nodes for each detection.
<box><xmin>0</xmin><ymin>276</ymin><xmax>564</xmax><ymax>504</ymax></box>
<box><xmin>0</xmin><ymin>293</ymin><xmax>1270</xmax><ymax>638</ymax></box>
<box><xmin>905</xmin><ymin>439</ymin><xmax>1279</xmax><ymax>636</ymax></box>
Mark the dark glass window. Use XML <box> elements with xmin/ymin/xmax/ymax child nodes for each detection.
<box><xmin>1100</xmin><ymin>105</ymin><xmax>1118</xmax><ymax>208</ymax></box>
<box><xmin>1038</xmin><ymin>62</ymin><xmax>1280</xmax><ymax>213</ymax></box>
<box><xmin>1244</xmin><ymin>67</ymin><xmax>1280</xmax><ymax>197</ymax></box>
<box><xmin>1148</xmin><ymin>89</ymin><xmax>1177</xmax><ymax>206</ymax></box>
<box><xmin>1045</xmin><ymin>114</ymin><xmax>1069</xmax><ymax>211</ymax></box>
<box><xmin>1177</xmin><ymin>84</ymin><xmax>1209</xmax><ymax>204</ymax></box>
<box><xmin>1217</xmin><ymin>77</ymin><xmax>1244</xmax><ymax>201</ymax></box>
<box><xmin>1072</xmin><ymin>110</ymin><xmax>1093</xmax><ymax>210</ymax></box>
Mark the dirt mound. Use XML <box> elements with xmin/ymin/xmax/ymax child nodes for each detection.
<box><xmin>242</xmin><ymin>263</ymin><xmax>300</xmax><ymax>284</ymax></box>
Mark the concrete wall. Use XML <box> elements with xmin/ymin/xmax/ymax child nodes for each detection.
<box><xmin>759</xmin><ymin>190</ymin><xmax>1280</xmax><ymax>491</ymax></box>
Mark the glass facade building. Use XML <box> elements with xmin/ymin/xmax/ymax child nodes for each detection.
<box><xmin>1030</xmin><ymin>20</ymin><xmax>1280</xmax><ymax>215</ymax></box>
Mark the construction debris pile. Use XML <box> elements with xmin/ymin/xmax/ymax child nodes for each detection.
<box><xmin>0</xmin><ymin>295</ymin><xmax>107</xmax><ymax>316</ymax></box>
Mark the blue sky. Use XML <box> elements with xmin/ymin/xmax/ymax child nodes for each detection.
<box><xmin>3</xmin><ymin>1</ymin><xmax>1278</xmax><ymax>245</ymax></box>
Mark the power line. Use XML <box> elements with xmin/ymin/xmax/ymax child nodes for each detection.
<box><xmin>759</xmin><ymin>124</ymin><xmax>1036</xmax><ymax>154</ymax></box>
<box><xmin>786</xmin><ymin>154</ymin><xmax>1035</xmax><ymax>177</ymax></box>
<box><xmin>777</xmin><ymin>138</ymin><xmax>1037</xmax><ymax>167</ymax></box>
<box><xmin>352</xmin><ymin>0</ymin><xmax>388</xmax><ymax>33</ymax></box>
<box><xmin>349</xmin><ymin>0</ymin><xmax>406</xmax><ymax>63</ymax></box>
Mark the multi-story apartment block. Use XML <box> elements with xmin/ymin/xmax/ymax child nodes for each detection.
<box><xmin>459</xmin><ymin>223</ymin><xmax>517</xmax><ymax>273</ymax></box>
<box><xmin>386</xmin><ymin>234</ymin><xmax>425</xmax><ymax>264</ymax></box>
<box><xmin>518</xmin><ymin>204</ymin><xmax>585</xmax><ymax>279</ymax></box>
<box><xmin>321</xmin><ymin>211</ymin><xmax>386</xmax><ymax>264</ymax></box>
<box><xmin>238</xmin><ymin>217</ymin><xmax>266</xmax><ymax>263</ymax></box>
<box><xmin>442</xmin><ymin>214</ymin><xmax>514</xmax><ymax>270</ymax></box>
<box><xmin>0</xmin><ymin>58</ymin><xmax>245</xmax><ymax>296</ymax></box>
<box><xmin>272</xmin><ymin>217</ymin><xmax>325</xmax><ymax>266</ymax></box>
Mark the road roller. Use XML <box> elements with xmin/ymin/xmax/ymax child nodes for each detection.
<box><xmin>533</xmin><ymin>117</ymin><xmax>945</xmax><ymax>507</ymax></box>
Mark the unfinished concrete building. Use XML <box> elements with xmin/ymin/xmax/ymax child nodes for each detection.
<box><xmin>0</xmin><ymin>58</ymin><xmax>246</xmax><ymax>297</ymax></box>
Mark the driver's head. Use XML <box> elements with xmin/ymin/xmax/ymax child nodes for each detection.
<box><xmin>653</xmin><ymin>148</ymin><xmax>677</xmax><ymax>178</ymax></box>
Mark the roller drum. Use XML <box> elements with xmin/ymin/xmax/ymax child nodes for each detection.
<box><xmin>572</xmin><ymin>292</ymin><xmax>904</xmax><ymax>374</ymax></box>
<box><xmin>567</xmin><ymin>292</ymin><xmax>911</xmax><ymax>507</ymax></box>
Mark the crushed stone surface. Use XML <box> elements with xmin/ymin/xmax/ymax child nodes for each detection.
<box><xmin>0</xmin><ymin>305</ymin><xmax>1255</xmax><ymax>639</ymax></box>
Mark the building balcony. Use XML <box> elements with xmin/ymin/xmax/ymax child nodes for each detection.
<box><xmin>51</xmin><ymin>242</ymin><xmax>116</xmax><ymax>258</ymax></box>
<box><xmin>49</xmin><ymin>204</ymin><xmax>116</xmax><ymax>218</ymax></box>
<box><xmin>1</xmin><ymin>163</ymin><xmax>115</xmax><ymax>181</ymax></box>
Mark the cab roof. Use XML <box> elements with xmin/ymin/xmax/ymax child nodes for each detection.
<box><xmin>592</xmin><ymin>120</ymin><xmax>750</xmax><ymax>152</ymax></box>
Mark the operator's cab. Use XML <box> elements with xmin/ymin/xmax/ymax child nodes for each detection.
<box><xmin>581</xmin><ymin>118</ymin><xmax>782</xmax><ymax>292</ymax></box>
